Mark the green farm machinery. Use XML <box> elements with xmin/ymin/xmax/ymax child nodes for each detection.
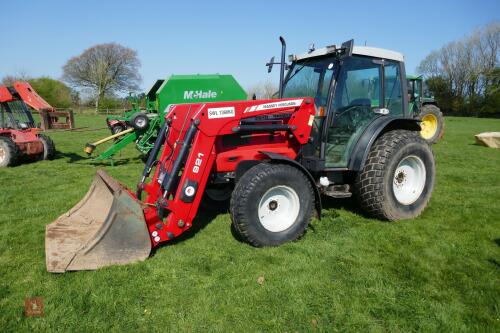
<box><xmin>407</xmin><ymin>75</ymin><xmax>444</xmax><ymax>144</ymax></box>
<box><xmin>85</xmin><ymin>74</ymin><xmax>247</xmax><ymax>161</ymax></box>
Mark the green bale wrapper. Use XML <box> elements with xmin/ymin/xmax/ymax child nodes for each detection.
<box><xmin>90</xmin><ymin>74</ymin><xmax>247</xmax><ymax>162</ymax></box>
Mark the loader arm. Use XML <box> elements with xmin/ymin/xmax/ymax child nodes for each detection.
<box><xmin>12</xmin><ymin>81</ymin><xmax>55</xmax><ymax>111</ymax></box>
<box><xmin>140</xmin><ymin>98</ymin><xmax>316</xmax><ymax>247</ymax></box>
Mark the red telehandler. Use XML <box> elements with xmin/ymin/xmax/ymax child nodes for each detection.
<box><xmin>0</xmin><ymin>84</ymin><xmax>55</xmax><ymax>166</ymax></box>
<box><xmin>46</xmin><ymin>39</ymin><xmax>436</xmax><ymax>272</ymax></box>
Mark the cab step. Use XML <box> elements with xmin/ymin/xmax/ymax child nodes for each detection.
<box><xmin>323</xmin><ymin>184</ymin><xmax>352</xmax><ymax>198</ymax></box>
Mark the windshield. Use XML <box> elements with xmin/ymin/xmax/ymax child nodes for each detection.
<box><xmin>283</xmin><ymin>57</ymin><xmax>337</xmax><ymax>107</ymax></box>
<box><xmin>1</xmin><ymin>101</ymin><xmax>35</xmax><ymax>129</ymax></box>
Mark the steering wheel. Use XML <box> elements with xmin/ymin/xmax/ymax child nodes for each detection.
<box><xmin>335</xmin><ymin>104</ymin><xmax>369</xmax><ymax>130</ymax></box>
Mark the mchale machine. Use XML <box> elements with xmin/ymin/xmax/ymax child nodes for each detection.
<box><xmin>46</xmin><ymin>38</ymin><xmax>436</xmax><ymax>273</ymax></box>
<box><xmin>0</xmin><ymin>84</ymin><xmax>55</xmax><ymax>167</ymax></box>
<box><xmin>84</xmin><ymin>74</ymin><xmax>246</xmax><ymax>162</ymax></box>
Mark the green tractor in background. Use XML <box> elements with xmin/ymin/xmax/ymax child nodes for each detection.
<box><xmin>351</xmin><ymin>74</ymin><xmax>444</xmax><ymax>145</ymax></box>
<box><xmin>85</xmin><ymin>74</ymin><xmax>247</xmax><ymax>162</ymax></box>
<box><xmin>407</xmin><ymin>75</ymin><xmax>445</xmax><ymax>144</ymax></box>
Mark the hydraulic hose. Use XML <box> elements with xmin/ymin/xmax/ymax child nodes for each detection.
<box><xmin>136</xmin><ymin>122</ymin><xmax>169</xmax><ymax>199</ymax></box>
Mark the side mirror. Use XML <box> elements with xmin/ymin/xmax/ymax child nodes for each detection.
<box><xmin>266</xmin><ymin>56</ymin><xmax>275</xmax><ymax>73</ymax></box>
<box><xmin>340</xmin><ymin>39</ymin><xmax>354</xmax><ymax>57</ymax></box>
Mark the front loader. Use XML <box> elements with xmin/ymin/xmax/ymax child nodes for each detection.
<box><xmin>46</xmin><ymin>38</ymin><xmax>436</xmax><ymax>272</ymax></box>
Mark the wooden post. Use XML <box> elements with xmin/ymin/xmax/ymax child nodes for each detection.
<box><xmin>39</xmin><ymin>110</ymin><xmax>50</xmax><ymax>130</ymax></box>
<box><xmin>67</xmin><ymin>110</ymin><xmax>75</xmax><ymax>129</ymax></box>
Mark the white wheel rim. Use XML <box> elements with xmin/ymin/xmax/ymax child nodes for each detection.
<box><xmin>392</xmin><ymin>155</ymin><xmax>426</xmax><ymax>205</ymax></box>
<box><xmin>136</xmin><ymin>118</ymin><xmax>146</xmax><ymax>128</ymax></box>
<box><xmin>258</xmin><ymin>185</ymin><xmax>300</xmax><ymax>232</ymax></box>
<box><xmin>0</xmin><ymin>146</ymin><xmax>5</xmax><ymax>163</ymax></box>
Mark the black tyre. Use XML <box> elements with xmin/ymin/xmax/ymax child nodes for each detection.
<box><xmin>230</xmin><ymin>163</ymin><xmax>314</xmax><ymax>247</ymax></box>
<box><xmin>38</xmin><ymin>134</ymin><xmax>56</xmax><ymax>160</ymax></box>
<box><xmin>201</xmin><ymin>184</ymin><xmax>234</xmax><ymax>212</ymax></box>
<box><xmin>0</xmin><ymin>136</ymin><xmax>19</xmax><ymax>167</ymax></box>
<box><xmin>355</xmin><ymin>130</ymin><xmax>435</xmax><ymax>220</ymax></box>
<box><xmin>418</xmin><ymin>104</ymin><xmax>445</xmax><ymax>144</ymax></box>
<box><xmin>130</xmin><ymin>113</ymin><xmax>149</xmax><ymax>131</ymax></box>
<box><xmin>111</xmin><ymin>124</ymin><xmax>125</xmax><ymax>135</ymax></box>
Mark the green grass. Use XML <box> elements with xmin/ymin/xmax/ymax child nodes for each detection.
<box><xmin>1</xmin><ymin>116</ymin><xmax>499</xmax><ymax>332</ymax></box>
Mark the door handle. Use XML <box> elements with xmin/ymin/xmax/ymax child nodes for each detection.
<box><xmin>373</xmin><ymin>108</ymin><xmax>390</xmax><ymax>115</ymax></box>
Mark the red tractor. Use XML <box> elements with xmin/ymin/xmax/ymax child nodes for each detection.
<box><xmin>46</xmin><ymin>39</ymin><xmax>436</xmax><ymax>272</ymax></box>
<box><xmin>0</xmin><ymin>84</ymin><xmax>55</xmax><ymax>167</ymax></box>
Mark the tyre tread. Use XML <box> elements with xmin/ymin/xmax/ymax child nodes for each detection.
<box><xmin>38</xmin><ymin>134</ymin><xmax>56</xmax><ymax>160</ymax></box>
<box><xmin>0</xmin><ymin>136</ymin><xmax>19</xmax><ymax>166</ymax></box>
<box><xmin>355</xmin><ymin>130</ymin><xmax>431</xmax><ymax>220</ymax></box>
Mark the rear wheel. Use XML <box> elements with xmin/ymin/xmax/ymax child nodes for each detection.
<box><xmin>0</xmin><ymin>136</ymin><xmax>19</xmax><ymax>167</ymax></box>
<box><xmin>418</xmin><ymin>104</ymin><xmax>444</xmax><ymax>144</ymax></box>
<box><xmin>355</xmin><ymin>130</ymin><xmax>435</xmax><ymax>220</ymax></box>
<box><xmin>38</xmin><ymin>134</ymin><xmax>56</xmax><ymax>160</ymax></box>
<box><xmin>230</xmin><ymin>163</ymin><xmax>314</xmax><ymax>246</ymax></box>
<box><xmin>201</xmin><ymin>184</ymin><xmax>233</xmax><ymax>212</ymax></box>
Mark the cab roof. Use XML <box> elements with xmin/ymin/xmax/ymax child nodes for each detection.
<box><xmin>294</xmin><ymin>44</ymin><xmax>404</xmax><ymax>63</ymax></box>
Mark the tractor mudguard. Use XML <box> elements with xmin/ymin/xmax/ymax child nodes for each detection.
<box><xmin>348</xmin><ymin>117</ymin><xmax>421</xmax><ymax>171</ymax></box>
<box><xmin>45</xmin><ymin>170</ymin><xmax>151</xmax><ymax>272</ymax></box>
<box><xmin>259</xmin><ymin>151</ymin><xmax>322</xmax><ymax>219</ymax></box>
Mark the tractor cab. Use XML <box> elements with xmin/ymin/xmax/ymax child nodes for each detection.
<box><xmin>279</xmin><ymin>41</ymin><xmax>408</xmax><ymax>169</ymax></box>
<box><xmin>0</xmin><ymin>87</ymin><xmax>37</xmax><ymax>130</ymax></box>
<box><xmin>407</xmin><ymin>75</ymin><xmax>424</xmax><ymax>115</ymax></box>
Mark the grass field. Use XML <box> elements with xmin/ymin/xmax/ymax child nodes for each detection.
<box><xmin>1</xmin><ymin>116</ymin><xmax>499</xmax><ymax>332</ymax></box>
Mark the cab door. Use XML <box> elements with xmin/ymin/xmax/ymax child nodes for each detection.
<box><xmin>324</xmin><ymin>56</ymin><xmax>404</xmax><ymax>168</ymax></box>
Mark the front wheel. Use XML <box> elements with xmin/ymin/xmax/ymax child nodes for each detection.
<box><xmin>355</xmin><ymin>130</ymin><xmax>435</xmax><ymax>220</ymax></box>
<box><xmin>0</xmin><ymin>136</ymin><xmax>19</xmax><ymax>167</ymax></box>
<box><xmin>230</xmin><ymin>163</ymin><xmax>314</xmax><ymax>247</ymax></box>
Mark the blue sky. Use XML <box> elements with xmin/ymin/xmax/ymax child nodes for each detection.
<box><xmin>0</xmin><ymin>0</ymin><xmax>498</xmax><ymax>92</ymax></box>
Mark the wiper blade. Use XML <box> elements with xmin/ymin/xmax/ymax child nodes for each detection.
<box><xmin>284</xmin><ymin>64</ymin><xmax>306</xmax><ymax>84</ymax></box>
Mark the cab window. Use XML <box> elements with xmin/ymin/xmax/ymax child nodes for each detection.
<box><xmin>384</xmin><ymin>61</ymin><xmax>403</xmax><ymax>115</ymax></box>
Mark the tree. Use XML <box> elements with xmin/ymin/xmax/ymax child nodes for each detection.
<box><xmin>62</xmin><ymin>43</ymin><xmax>141</xmax><ymax>112</ymax></box>
<box><xmin>480</xmin><ymin>67</ymin><xmax>500</xmax><ymax>115</ymax></box>
<box><xmin>247</xmin><ymin>80</ymin><xmax>278</xmax><ymax>99</ymax></box>
<box><xmin>417</xmin><ymin>21</ymin><xmax>499</xmax><ymax>116</ymax></box>
<box><xmin>2</xmin><ymin>71</ymin><xmax>31</xmax><ymax>85</ymax></box>
<box><xmin>28</xmin><ymin>77</ymin><xmax>73</xmax><ymax>108</ymax></box>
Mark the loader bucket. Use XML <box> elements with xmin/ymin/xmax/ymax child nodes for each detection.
<box><xmin>45</xmin><ymin>170</ymin><xmax>151</xmax><ymax>273</ymax></box>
